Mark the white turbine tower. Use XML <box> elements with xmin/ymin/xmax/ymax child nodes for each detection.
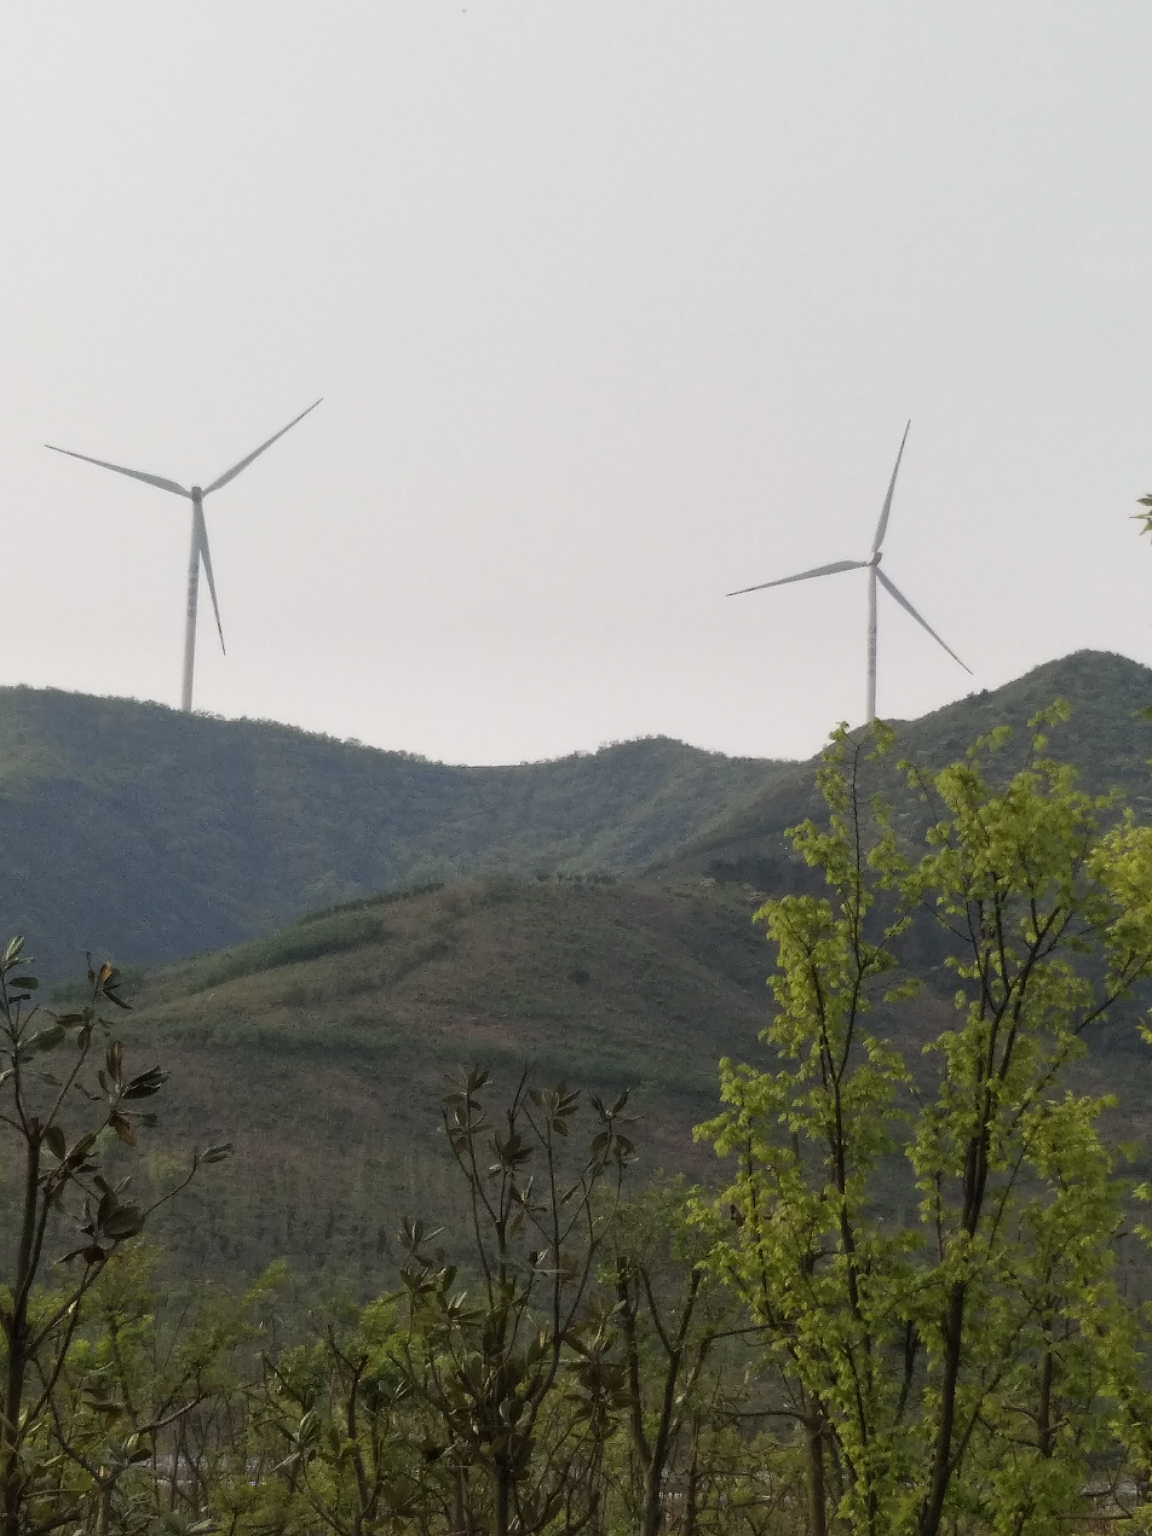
<box><xmin>47</xmin><ymin>399</ymin><xmax>322</xmax><ymax>713</ymax></box>
<box><xmin>728</xmin><ymin>423</ymin><xmax>971</xmax><ymax>722</ymax></box>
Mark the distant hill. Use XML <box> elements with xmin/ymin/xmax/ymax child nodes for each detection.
<box><xmin>4</xmin><ymin>651</ymin><xmax>1151</xmax><ymax>976</ymax></box>
<box><xmin>664</xmin><ymin>650</ymin><xmax>1152</xmax><ymax>886</ymax></box>
<box><xmin>0</xmin><ymin>686</ymin><xmax>789</xmax><ymax>973</ymax></box>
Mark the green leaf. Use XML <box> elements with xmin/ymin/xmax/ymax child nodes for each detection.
<box><xmin>27</xmin><ymin>1024</ymin><xmax>64</xmax><ymax>1054</ymax></box>
<box><xmin>101</xmin><ymin>1203</ymin><xmax>145</xmax><ymax>1240</ymax></box>
<box><xmin>121</xmin><ymin>1066</ymin><xmax>167</xmax><ymax>1099</ymax></box>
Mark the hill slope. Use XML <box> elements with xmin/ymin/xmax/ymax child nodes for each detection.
<box><xmin>665</xmin><ymin>650</ymin><xmax>1152</xmax><ymax>885</ymax></box>
<box><xmin>0</xmin><ymin>687</ymin><xmax>789</xmax><ymax>972</ymax></box>
<box><xmin>108</xmin><ymin>864</ymin><xmax>1152</xmax><ymax>1287</ymax></box>
<box><xmin>8</xmin><ymin>648</ymin><xmax>1148</xmax><ymax>1286</ymax></box>
<box><xmin>111</xmin><ymin>874</ymin><xmax>776</xmax><ymax>1281</ymax></box>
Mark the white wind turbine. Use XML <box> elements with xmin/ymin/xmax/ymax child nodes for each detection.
<box><xmin>47</xmin><ymin>399</ymin><xmax>322</xmax><ymax>713</ymax></box>
<box><xmin>728</xmin><ymin>423</ymin><xmax>971</xmax><ymax>722</ymax></box>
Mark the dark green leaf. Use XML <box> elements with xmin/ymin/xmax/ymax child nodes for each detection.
<box><xmin>101</xmin><ymin>1204</ymin><xmax>145</xmax><ymax>1240</ymax></box>
<box><xmin>27</xmin><ymin>1024</ymin><xmax>64</xmax><ymax>1054</ymax></box>
<box><xmin>122</xmin><ymin>1066</ymin><xmax>167</xmax><ymax>1099</ymax></box>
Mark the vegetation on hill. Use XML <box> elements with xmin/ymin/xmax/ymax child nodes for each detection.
<box><xmin>0</xmin><ymin>650</ymin><xmax>1148</xmax><ymax>983</ymax></box>
<box><xmin>667</xmin><ymin>649</ymin><xmax>1152</xmax><ymax>886</ymax></box>
<box><xmin>35</xmin><ymin>651</ymin><xmax>1149</xmax><ymax>1289</ymax></box>
<box><xmin>112</xmin><ymin>873</ymin><xmax>775</xmax><ymax>1283</ymax></box>
<box><xmin>0</xmin><ymin>685</ymin><xmax>789</xmax><ymax>973</ymax></box>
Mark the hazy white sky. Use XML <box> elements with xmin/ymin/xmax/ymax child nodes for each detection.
<box><xmin>2</xmin><ymin>4</ymin><xmax>1150</xmax><ymax>764</ymax></box>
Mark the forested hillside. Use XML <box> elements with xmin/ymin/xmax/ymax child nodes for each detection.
<box><xmin>4</xmin><ymin>650</ymin><xmax>1150</xmax><ymax>976</ymax></box>
<box><xmin>667</xmin><ymin>648</ymin><xmax>1152</xmax><ymax>884</ymax></box>
<box><xmin>46</xmin><ymin>647</ymin><xmax>1144</xmax><ymax>1285</ymax></box>
<box><xmin>8</xmin><ymin>651</ymin><xmax>1152</xmax><ymax>1534</ymax></box>
<box><xmin>99</xmin><ymin>874</ymin><xmax>771</xmax><ymax>1281</ymax></box>
<box><xmin>0</xmin><ymin>686</ymin><xmax>787</xmax><ymax>971</ymax></box>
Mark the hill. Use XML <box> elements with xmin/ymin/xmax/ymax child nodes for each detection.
<box><xmin>665</xmin><ymin>649</ymin><xmax>1152</xmax><ymax>885</ymax></box>
<box><xmin>0</xmin><ymin>686</ymin><xmax>789</xmax><ymax>973</ymax></box>
<box><xmin>5</xmin><ymin>650</ymin><xmax>1149</xmax><ymax>978</ymax></box>
<box><xmin>81</xmin><ymin>648</ymin><xmax>1152</xmax><ymax>1286</ymax></box>
<box><xmin>109</xmin><ymin>887</ymin><xmax>1152</xmax><ymax>1289</ymax></box>
<box><xmin>105</xmin><ymin>873</ymin><xmax>776</xmax><ymax>1283</ymax></box>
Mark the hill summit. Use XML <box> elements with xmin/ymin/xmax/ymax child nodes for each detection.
<box><xmin>664</xmin><ymin>649</ymin><xmax>1152</xmax><ymax>885</ymax></box>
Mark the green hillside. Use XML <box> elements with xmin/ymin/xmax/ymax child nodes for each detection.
<box><xmin>110</xmin><ymin>873</ymin><xmax>775</xmax><ymax>1283</ymax></box>
<box><xmin>0</xmin><ymin>685</ymin><xmax>789</xmax><ymax>973</ymax></box>
<box><xmin>82</xmin><ymin>647</ymin><xmax>1152</xmax><ymax>1287</ymax></box>
<box><xmin>665</xmin><ymin>649</ymin><xmax>1152</xmax><ymax>885</ymax></box>
<box><xmin>4</xmin><ymin>651</ymin><xmax>1148</xmax><ymax>977</ymax></box>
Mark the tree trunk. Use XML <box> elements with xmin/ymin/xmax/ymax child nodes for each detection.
<box><xmin>683</xmin><ymin>1416</ymin><xmax>700</xmax><ymax>1536</ymax></box>
<box><xmin>919</xmin><ymin>1282</ymin><xmax>965</xmax><ymax>1536</ymax></box>
<box><xmin>494</xmin><ymin>1460</ymin><xmax>511</xmax><ymax>1536</ymax></box>
<box><xmin>2</xmin><ymin>1123</ymin><xmax>40</xmax><ymax>1536</ymax></box>
<box><xmin>806</xmin><ymin>1402</ymin><xmax>827</xmax><ymax>1536</ymax></box>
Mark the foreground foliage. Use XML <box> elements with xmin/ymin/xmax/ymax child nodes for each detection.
<box><xmin>699</xmin><ymin>712</ymin><xmax>1152</xmax><ymax>1535</ymax></box>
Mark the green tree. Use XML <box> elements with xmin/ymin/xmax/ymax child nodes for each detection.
<box><xmin>610</xmin><ymin>1178</ymin><xmax>742</xmax><ymax>1536</ymax></box>
<box><xmin>0</xmin><ymin>941</ymin><xmax>229</xmax><ymax>1536</ymax></box>
<box><xmin>698</xmin><ymin>714</ymin><xmax>1152</xmax><ymax>1536</ymax></box>
<box><xmin>393</xmin><ymin>1071</ymin><xmax>635</xmax><ymax>1536</ymax></box>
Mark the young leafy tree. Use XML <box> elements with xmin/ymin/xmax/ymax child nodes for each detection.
<box><xmin>0</xmin><ymin>940</ymin><xmax>229</xmax><ymax>1536</ymax></box>
<box><xmin>46</xmin><ymin>1249</ymin><xmax>282</xmax><ymax>1535</ymax></box>
<box><xmin>699</xmin><ymin>713</ymin><xmax>1152</xmax><ymax>1536</ymax></box>
<box><xmin>610</xmin><ymin>1178</ymin><xmax>747</xmax><ymax>1536</ymax></box>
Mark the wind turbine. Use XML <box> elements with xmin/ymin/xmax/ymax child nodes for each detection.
<box><xmin>727</xmin><ymin>423</ymin><xmax>971</xmax><ymax>722</ymax></box>
<box><xmin>47</xmin><ymin>399</ymin><xmax>322</xmax><ymax>713</ymax></box>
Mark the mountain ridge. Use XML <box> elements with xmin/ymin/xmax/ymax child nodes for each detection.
<box><xmin>662</xmin><ymin>648</ymin><xmax>1152</xmax><ymax>883</ymax></box>
<box><xmin>0</xmin><ymin>683</ymin><xmax>790</xmax><ymax>972</ymax></box>
<box><xmin>4</xmin><ymin>649</ymin><xmax>1151</xmax><ymax>974</ymax></box>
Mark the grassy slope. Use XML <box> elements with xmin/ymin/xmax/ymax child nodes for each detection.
<box><xmin>118</xmin><ymin>874</ymin><xmax>774</xmax><ymax>1283</ymax></box>
<box><xmin>119</xmin><ymin>890</ymin><xmax>1152</xmax><ymax>1289</ymax></box>
<box><xmin>0</xmin><ymin>685</ymin><xmax>790</xmax><ymax>972</ymax></box>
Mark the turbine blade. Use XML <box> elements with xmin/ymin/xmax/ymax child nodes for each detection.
<box><xmin>45</xmin><ymin>445</ymin><xmax>189</xmax><ymax>498</ymax></box>
<box><xmin>727</xmin><ymin>559</ymin><xmax>869</xmax><ymax>597</ymax></box>
<box><xmin>195</xmin><ymin>503</ymin><xmax>226</xmax><ymax>654</ymax></box>
<box><xmin>871</xmin><ymin>420</ymin><xmax>911</xmax><ymax>555</ymax></box>
<box><xmin>203</xmin><ymin>398</ymin><xmax>323</xmax><ymax>496</ymax></box>
<box><xmin>876</xmin><ymin>568</ymin><xmax>971</xmax><ymax>674</ymax></box>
